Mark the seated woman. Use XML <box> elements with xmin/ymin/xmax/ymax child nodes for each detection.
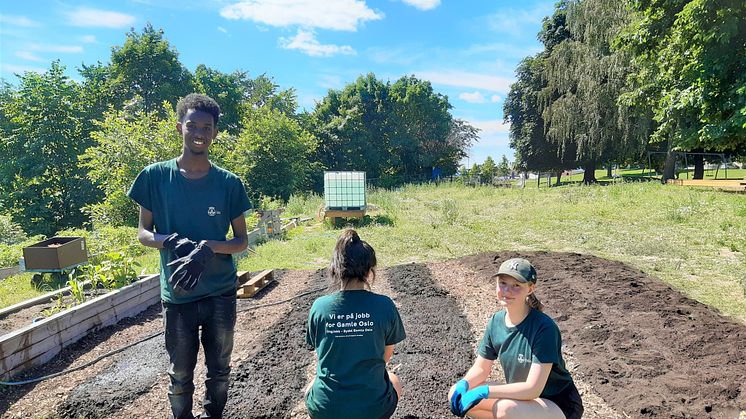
<box><xmin>305</xmin><ymin>229</ymin><xmax>406</xmax><ymax>419</ymax></box>
<box><xmin>448</xmin><ymin>258</ymin><xmax>583</xmax><ymax>419</ymax></box>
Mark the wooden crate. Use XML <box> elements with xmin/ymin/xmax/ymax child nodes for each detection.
<box><xmin>23</xmin><ymin>236</ymin><xmax>88</xmax><ymax>271</ymax></box>
<box><xmin>0</xmin><ymin>274</ymin><xmax>160</xmax><ymax>380</ymax></box>
<box><xmin>237</xmin><ymin>270</ymin><xmax>274</xmax><ymax>298</ymax></box>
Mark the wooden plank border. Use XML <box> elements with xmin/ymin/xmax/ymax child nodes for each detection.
<box><xmin>0</xmin><ymin>266</ymin><xmax>20</xmax><ymax>281</ymax></box>
<box><xmin>0</xmin><ymin>274</ymin><xmax>160</xmax><ymax>379</ymax></box>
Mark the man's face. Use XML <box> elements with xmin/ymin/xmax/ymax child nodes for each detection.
<box><xmin>177</xmin><ymin>108</ymin><xmax>217</xmax><ymax>155</ymax></box>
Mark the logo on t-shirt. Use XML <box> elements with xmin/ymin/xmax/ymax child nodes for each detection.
<box><xmin>207</xmin><ymin>206</ymin><xmax>222</xmax><ymax>217</ymax></box>
<box><xmin>325</xmin><ymin>312</ymin><xmax>374</xmax><ymax>338</ymax></box>
<box><xmin>517</xmin><ymin>353</ymin><xmax>531</xmax><ymax>364</ymax></box>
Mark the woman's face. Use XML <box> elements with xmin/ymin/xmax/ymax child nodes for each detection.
<box><xmin>496</xmin><ymin>274</ymin><xmax>534</xmax><ymax>308</ymax></box>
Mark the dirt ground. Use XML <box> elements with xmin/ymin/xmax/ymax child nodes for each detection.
<box><xmin>1</xmin><ymin>251</ymin><xmax>745</xmax><ymax>418</ymax></box>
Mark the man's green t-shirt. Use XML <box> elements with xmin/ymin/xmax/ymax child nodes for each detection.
<box><xmin>477</xmin><ymin>309</ymin><xmax>573</xmax><ymax>398</ymax></box>
<box><xmin>127</xmin><ymin>158</ymin><xmax>251</xmax><ymax>304</ymax></box>
<box><xmin>305</xmin><ymin>290</ymin><xmax>406</xmax><ymax>419</ymax></box>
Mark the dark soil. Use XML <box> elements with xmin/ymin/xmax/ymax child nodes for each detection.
<box><xmin>2</xmin><ymin>252</ymin><xmax>745</xmax><ymax>418</ymax></box>
<box><xmin>223</xmin><ymin>269</ymin><xmax>330</xmax><ymax>418</ymax></box>
<box><xmin>385</xmin><ymin>262</ymin><xmax>474</xmax><ymax>419</ymax></box>
<box><xmin>458</xmin><ymin>251</ymin><xmax>746</xmax><ymax>419</ymax></box>
<box><xmin>56</xmin><ymin>334</ymin><xmax>168</xmax><ymax>417</ymax></box>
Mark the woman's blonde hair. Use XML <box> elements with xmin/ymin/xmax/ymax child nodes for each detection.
<box><xmin>527</xmin><ymin>293</ymin><xmax>544</xmax><ymax>311</ymax></box>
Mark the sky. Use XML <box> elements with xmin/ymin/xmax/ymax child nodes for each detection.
<box><xmin>0</xmin><ymin>0</ymin><xmax>555</xmax><ymax>165</ymax></box>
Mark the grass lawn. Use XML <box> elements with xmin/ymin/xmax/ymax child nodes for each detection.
<box><xmin>2</xmin><ymin>181</ymin><xmax>744</xmax><ymax>324</ymax></box>
<box><xmin>240</xmin><ymin>181</ymin><xmax>746</xmax><ymax>323</ymax></box>
<box><xmin>559</xmin><ymin>168</ymin><xmax>746</xmax><ymax>184</ymax></box>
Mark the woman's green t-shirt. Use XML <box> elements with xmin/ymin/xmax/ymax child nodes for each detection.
<box><xmin>305</xmin><ymin>290</ymin><xmax>406</xmax><ymax>419</ymax></box>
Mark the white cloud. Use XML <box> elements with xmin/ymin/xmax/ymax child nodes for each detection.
<box><xmin>318</xmin><ymin>74</ymin><xmax>343</xmax><ymax>89</ymax></box>
<box><xmin>0</xmin><ymin>15</ymin><xmax>41</xmax><ymax>27</ymax></box>
<box><xmin>65</xmin><ymin>7</ymin><xmax>136</xmax><ymax>28</ymax></box>
<box><xmin>29</xmin><ymin>43</ymin><xmax>83</xmax><ymax>53</ymax></box>
<box><xmin>15</xmin><ymin>51</ymin><xmax>46</xmax><ymax>62</ymax></box>
<box><xmin>487</xmin><ymin>3</ymin><xmax>555</xmax><ymax>37</ymax></box>
<box><xmin>459</xmin><ymin>91</ymin><xmax>486</xmax><ymax>104</ymax></box>
<box><xmin>279</xmin><ymin>29</ymin><xmax>355</xmax><ymax>57</ymax></box>
<box><xmin>217</xmin><ymin>26</ymin><xmax>228</xmax><ymax>33</ymax></box>
<box><xmin>1</xmin><ymin>63</ymin><xmax>47</xmax><ymax>75</ymax></box>
<box><xmin>220</xmin><ymin>0</ymin><xmax>383</xmax><ymax>31</ymax></box>
<box><xmin>468</xmin><ymin>119</ymin><xmax>510</xmax><ymax>135</ymax></box>
<box><xmin>367</xmin><ymin>45</ymin><xmax>426</xmax><ymax>66</ymax></box>
<box><xmin>80</xmin><ymin>35</ymin><xmax>97</xmax><ymax>43</ymax></box>
<box><xmin>491</xmin><ymin>95</ymin><xmax>502</xmax><ymax>103</ymax></box>
<box><xmin>401</xmin><ymin>0</ymin><xmax>440</xmax><ymax>10</ymax></box>
<box><xmin>416</xmin><ymin>70</ymin><xmax>513</xmax><ymax>93</ymax></box>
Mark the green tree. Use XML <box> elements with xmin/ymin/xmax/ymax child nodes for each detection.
<box><xmin>226</xmin><ymin>108</ymin><xmax>317</xmax><ymax>202</ymax></box>
<box><xmin>390</xmin><ymin>75</ymin><xmax>453</xmax><ymax>179</ymax></box>
<box><xmin>109</xmin><ymin>23</ymin><xmax>194</xmax><ymax>114</ymax></box>
<box><xmin>541</xmin><ymin>0</ymin><xmax>649</xmax><ymax>183</ymax></box>
<box><xmin>480</xmin><ymin>156</ymin><xmax>497</xmax><ymax>184</ymax></box>
<box><xmin>80</xmin><ymin>105</ymin><xmax>181</xmax><ymax>226</ymax></box>
<box><xmin>620</xmin><ymin>0</ymin><xmax>746</xmax><ymax>180</ymax></box>
<box><xmin>309</xmin><ymin>74</ymin><xmax>391</xmax><ymax>184</ymax></box>
<box><xmin>0</xmin><ymin>62</ymin><xmax>98</xmax><ymax>236</ymax></box>
<box><xmin>445</xmin><ymin>119</ymin><xmax>480</xmax><ymax>176</ymax></box>
<box><xmin>498</xmin><ymin>155</ymin><xmax>512</xmax><ymax>178</ymax></box>
<box><xmin>505</xmin><ymin>55</ymin><xmax>578</xmax><ymax>185</ymax></box>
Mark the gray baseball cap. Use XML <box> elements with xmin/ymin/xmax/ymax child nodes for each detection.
<box><xmin>496</xmin><ymin>258</ymin><xmax>537</xmax><ymax>283</ymax></box>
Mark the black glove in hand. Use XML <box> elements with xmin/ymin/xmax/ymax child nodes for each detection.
<box><xmin>162</xmin><ymin>233</ymin><xmax>197</xmax><ymax>258</ymax></box>
<box><xmin>166</xmin><ymin>241</ymin><xmax>214</xmax><ymax>292</ymax></box>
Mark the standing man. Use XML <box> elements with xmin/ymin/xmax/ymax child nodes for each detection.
<box><xmin>128</xmin><ymin>93</ymin><xmax>250</xmax><ymax>418</ymax></box>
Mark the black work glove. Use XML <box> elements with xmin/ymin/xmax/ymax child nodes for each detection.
<box><xmin>162</xmin><ymin>233</ymin><xmax>197</xmax><ymax>258</ymax></box>
<box><xmin>166</xmin><ymin>241</ymin><xmax>214</xmax><ymax>292</ymax></box>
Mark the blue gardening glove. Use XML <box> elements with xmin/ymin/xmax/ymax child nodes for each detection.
<box><xmin>450</xmin><ymin>380</ymin><xmax>469</xmax><ymax>416</ymax></box>
<box><xmin>162</xmin><ymin>233</ymin><xmax>197</xmax><ymax>258</ymax></box>
<box><xmin>167</xmin><ymin>241</ymin><xmax>214</xmax><ymax>292</ymax></box>
<box><xmin>458</xmin><ymin>385</ymin><xmax>489</xmax><ymax>416</ymax></box>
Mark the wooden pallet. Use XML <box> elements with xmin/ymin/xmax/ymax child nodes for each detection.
<box><xmin>236</xmin><ymin>269</ymin><xmax>274</xmax><ymax>298</ymax></box>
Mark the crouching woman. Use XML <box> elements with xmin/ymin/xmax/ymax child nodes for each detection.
<box><xmin>448</xmin><ymin>258</ymin><xmax>583</xmax><ymax>419</ymax></box>
<box><xmin>305</xmin><ymin>229</ymin><xmax>406</xmax><ymax>419</ymax></box>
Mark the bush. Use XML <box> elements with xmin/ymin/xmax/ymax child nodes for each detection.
<box><xmin>0</xmin><ymin>235</ymin><xmax>45</xmax><ymax>268</ymax></box>
<box><xmin>0</xmin><ymin>214</ymin><xmax>27</xmax><ymax>245</ymax></box>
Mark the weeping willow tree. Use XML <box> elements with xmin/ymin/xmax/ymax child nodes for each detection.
<box><xmin>540</xmin><ymin>0</ymin><xmax>651</xmax><ymax>183</ymax></box>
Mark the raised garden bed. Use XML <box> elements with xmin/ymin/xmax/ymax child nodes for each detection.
<box><xmin>0</xmin><ymin>274</ymin><xmax>159</xmax><ymax>380</ymax></box>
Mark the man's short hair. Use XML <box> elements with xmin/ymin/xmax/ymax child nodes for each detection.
<box><xmin>176</xmin><ymin>93</ymin><xmax>221</xmax><ymax>126</ymax></box>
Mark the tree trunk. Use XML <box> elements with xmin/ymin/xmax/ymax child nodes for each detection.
<box><xmin>555</xmin><ymin>171</ymin><xmax>562</xmax><ymax>186</ymax></box>
<box><xmin>607</xmin><ymin>164</ymin><xmax>613</xmax><ymax>178</ymax></box>
<box><xmin>663</xmin><ymin>149</ymin><xmax>677</xmax><ymax>182</ymax></box>
<box><xmin>582</xmin><ymin>162</ymin><xmax>597</xmax><ymax>184</ymax></box>
<box><xmin>693</xmin><ymin>154</ymin><xmax>704</xmax><ymax>179</ymax></box>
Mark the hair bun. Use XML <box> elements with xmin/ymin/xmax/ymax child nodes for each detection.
<box><xmin>351</xmin><ymin>232</ymin><xmax>361</xmax><ymax>244</ymax></box>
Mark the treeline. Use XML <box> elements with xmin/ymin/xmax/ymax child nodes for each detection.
<box><xmin>504</xmin><ymin>0</ymin><xmax>746</xmax><ymax>184</ymax></box>
<box><xmin>0</xmin><ymin>24</ymin><xmax>476</xmax><ymax>237</ymax></box>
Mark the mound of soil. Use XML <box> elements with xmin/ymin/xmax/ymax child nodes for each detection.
<box><xmin>458</xmin><ymin>251</ymin><xmax>746</xmax><ymax>419</ymax></box>
<box><xmin>1</xmin><ymin>252</ymin><xmax>744</xmax><ymax>418</ymax></box>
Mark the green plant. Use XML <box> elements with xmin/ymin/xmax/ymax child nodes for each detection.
<box><xmin>440</xmin><ymin>199</ymin><xmax>458</xmax><ymax>225</ymax></box>
<box><xmin>78</xmin><ymin>251</ymin><xmax>140</xmax><ymax>290</ymax></box>
<box><xmin>67</xmin><ymin>276</ymin><xmax>87</xmax><ymax>305</ymax></box>
<box><xmin>0</xmin><ymin>214</ymin><xmax>27</xmax><ymax>245</ymax></box>
<box><xmin>42</xmin><ymin>297</ymin><xmax>70</xmax><ymax>317</ymax></box>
